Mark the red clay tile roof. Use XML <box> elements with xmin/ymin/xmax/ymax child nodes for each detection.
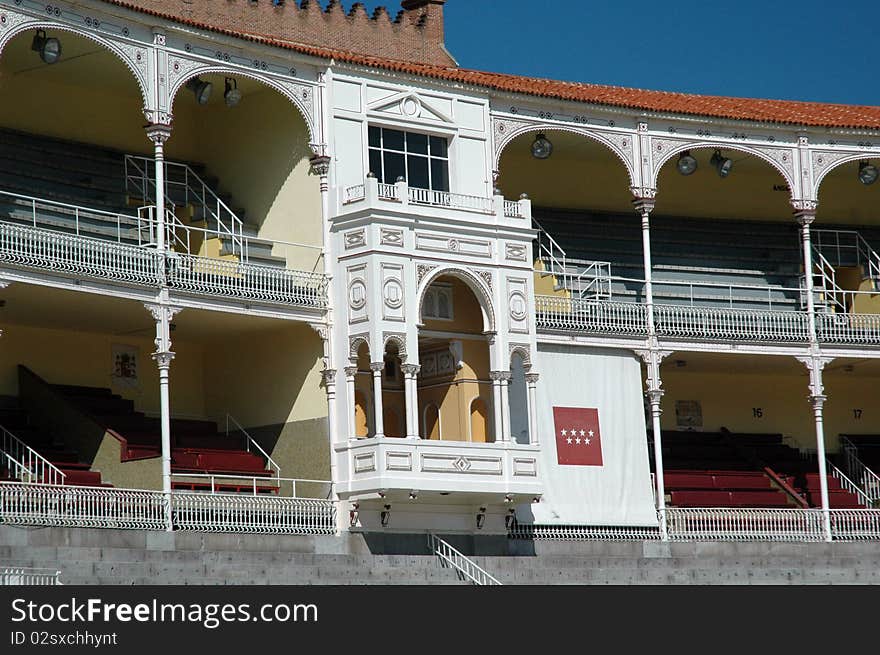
<box><xmin>100</xmin><ymin>1</ymin><xmax>880</xmax><ymax>130</ymax></box>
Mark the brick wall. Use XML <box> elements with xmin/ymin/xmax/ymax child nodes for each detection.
<box><xmin>108</xmin><ymin>0</ymin><xmax>455</xmax><ymax>67</ymax></box>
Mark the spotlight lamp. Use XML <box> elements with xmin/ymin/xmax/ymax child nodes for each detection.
<box><xmin>505</xmin><ymin>509</ymin><xmax>517</xmax><ymax>530</ymax></box>
<box><xmin>380</xmin><ymin>504</ymin><xmax>391</xmax><ymax>527</ymax></box>
<box><xmin>710</xmin><ymin>149</ymin><xmax>733</xmax><ymax>178</ymax></box>
<box><xmin>676</xmin><ymin>151</ymin><xmax>698</xmax><ymax>176</ymax></box>
<box><xmin>530</xmin><ymin>133</ymin><xmax>553</xmax><ymax>160</ymax></box>
<box><xmin>186</xmin><ymin>77</ymin><xmax>213</xmax><ymax>105</ymax></box>
<box><xmin>858</xmin><ymin>160</ymin><xmax>879</xmax><ymax>186</ymax></box>
<box><xmin>31</xmin><ymin>30</ymin><xmax>62</xmax><ymax>64</ymax></box>
<box><xmin>475</xmin><ymin>506</ymin><xmax>487</xmax><ymax>530</ymax></box>
<box><xmin>224</xmin><ymin>77</ymin><xmax>242</xmax><ymax>108</ymax></box>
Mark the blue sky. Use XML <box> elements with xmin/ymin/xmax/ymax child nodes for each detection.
<box><xmin>355</xmin><ymin>1</ymin><xmax>877</xmax><ymax>106</ymax></box>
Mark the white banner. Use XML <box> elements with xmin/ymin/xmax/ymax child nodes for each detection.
<box><xmin>518</xmin><ymin>344</ymin><xmax>658</xmax><ymax>527</ymax></box>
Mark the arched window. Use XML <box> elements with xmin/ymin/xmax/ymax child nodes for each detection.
<box><xmin>354</xmin><ymin>391</ymin><xmax>369</xmax><ymax>438</ymax></box>
<box><xmin>470</xmin><ymin>397</ymin><xmax>489</xmax><ymax>443</ymax></box>
<box><xmin>424</xmin><ymin>404</ymin><xmax>441</xmax><ymax>440</ymax></box>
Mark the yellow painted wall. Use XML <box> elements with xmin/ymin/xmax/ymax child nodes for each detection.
<box><xmin>202</xmin><ymin>322</ymin><xmax>325</xmax><ymax>428</ymax></box>
<box><xmin>421</xmin><ymin>277</ymin><xmax>485</xmax><ymax>334</ymax></box>
<box><xmin>194</xmin><ymin>88</ymin><xmax>323</xmax><ymax>272</ymax></box>
<box><xmin>660</xmin><ymin>368</ymin><xmax>880</xmax><ymax>452</ymax></box>
<box><xmin>0</xmin><ymin>322</ymin><xmax>205</xmax><ymax>418</ymax></box>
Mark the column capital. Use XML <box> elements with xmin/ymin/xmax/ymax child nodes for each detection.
<box><xmin>370</xmin><ymin>362</ymin><xmax>386</xmax><ymax>373</ymax></box>
<box><xmin>646</xmin><ymin>388</ymin><xmax>664</xmax><ymax>405</ymax></box>
<box><xmin>144</xmin><ymin>123</ymin><xmax>173</xmax><ymax>144</ymax></box>
<box><xmin>322</xmin><ymin>368</ymin><xmax>338</xmax><ymax>386</ymax></box>
<box><xmin>401</xmin><ymin>363</ymin><xmax>421</xmax><ymax>377</ymax></box>
<box><xmin>309</xmin><ymin>154</ymin><xmax>331</xmax><ymax>177</ymax></box>
<box><xmin>344</xmin><ymin>365</ymin><xmax>359</xmax><ymax>378</ymax></box>
<box><xmin>152</xmin><ymin>351</ymin><xmax>175</xmax><ymax>368</ymax></box>
<box><xmin>809</xmin><ymin>393</ymin><xmax>827</xmax><ymax>409</ymax></box>
<box><xmin>791</xmin><ymin>198</ymin><xmax>817</xmax><ymax>218</ymax></box>
<box><xmin>489</xmin><ymin>370</ymin><xmax>511</xmax><ymax>382</ymax></box>
<box><xmin>144</xmin><ymin>303</ymin><xmax>182</xmax><ymax>323</ymax></box>
<box><xmin>524</xmin><ymin>372</ymin><xmax>540</xmax><ymax>384</ymax></box>
<box><xmin>631</xmin><ymin>189</ymin><xmax>656</xmax><ymax>214</ymax></box>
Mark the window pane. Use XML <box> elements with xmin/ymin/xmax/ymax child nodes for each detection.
<box><xmin>368</xmin><ymin>150</ymin><xmax>382</xmax><ymax>180</ymax></box>
<box><xmin>383</xmin><ymin>151</ymin><xmax>406</xmax><ymax>183</ymax></box>
<box><xmin>438</xmin><ymin>291</ymin><xmax>450</xmax><ymax>318</ymax></box>
<box><xmin>407</xmin><ymin>132</ymin><xmax>428</xmax><ymax>155</ymax></box>
<box><xmin>408</xmin><ymin>155</ymin><xmax>429</xmax><ymax>189</ymax></box>
<box><xmin>429</xmin><ymin>136</ymin><xmax>448</xmax><ymax>158</ymax></box>
<box><xmin>368</xmin><ymin>126</ymin><xmax>381</xmax><ymax>148</ymax></box>
<box><xmin>430</xmin><ymin>159</ymin><xmax>449</xmax><ymax>192</ymax></box>
<box><xmin>383</xmin><ymin>128</ymin><xmax>405</xmax><ymax>151</ymax></box>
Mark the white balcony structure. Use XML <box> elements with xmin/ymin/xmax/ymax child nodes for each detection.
<box><xmin>334</xmin><ymin>437</ymin><xmax>542</xmax><ymax>499</ymax></box>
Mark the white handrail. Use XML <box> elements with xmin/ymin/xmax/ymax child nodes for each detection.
<box><xmin>225</xmin><ymin>413</ymin><xmax>280</xmax><ymax>479</ymax></box>
<box><xmin>840</xmin><ymin>437</ymin><xmax>880</xmax><ymax>502</ymax></box>
<box><xmin>171</xmin><ymin>473</ymin><xmax>332</xmax><ymax>499</ymax></box>
<box><xmin>0</xmin><ymin>423</ymin><xmax>66</xmax><ymax>485</ymax></box>
<box><xmin>1</xmin><ymin>567</ymin><xmax>63</xmax><ymax>585</ymax></box>
<box><xmin>532</xmin><ymin>217</ymin><xmax>568</xmax><ymax>289</ymax></box>
<box><xmin>664</xmin><ymin>507</ymin><xmax>826</xmax><ymax>542</ymax></box>
<box><xmin>428</xmin><ymin>534</ymin><xmax>501</xmax><ymax>585</ymax></box>
<box><xmin>827</xmin><ymin>457</ymin><xmax>874</xmax><ymax>508</ymax></box>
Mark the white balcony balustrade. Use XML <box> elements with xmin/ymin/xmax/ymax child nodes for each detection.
<box><xmin>334</xmin><ymin>437</ymin><xmax>542</xmax><ymax>499</ymax></box>
<box><xmin>340</xmin><ymin>176</ymin><xmax>531</xmax><ymax>222</ymax></box>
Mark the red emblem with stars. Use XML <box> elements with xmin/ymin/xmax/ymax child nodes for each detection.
<box><xmin>552</xmin><ymin>407</ymin><xmax>603</xmax><ymax>466</ymax></box>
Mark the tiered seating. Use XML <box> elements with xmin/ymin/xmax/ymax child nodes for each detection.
<box><xmin>0</xmin><ymin>396</ymin><xmax>110</xmax><ymax>487</ymax></box>
<box><xmin>657</xmin><ymin>431</ymin><xmax>797</xmax><ymax>508</ymax></box>
<box><xmin>535</xmin><ymin>209</ymin><xmax>804</xmax><ymax>309</ymax></box>
<box><xmin>50</xmin><ymin>383</ymin><xmax>278</xmax><ymax>494</ymax></box>
<box><xmin>801</xmin><ymin>473</ymin><xmax>864</xmax><ymax>509</ymax></box>
<box><xmin>0</xmin><ymin>128</ymin><xmax>285</xmax><ymax>268</ymax></box>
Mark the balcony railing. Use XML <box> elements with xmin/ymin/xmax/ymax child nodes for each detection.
<box><xmin>535</xmin><ymin>295</ymin><xmax>648</xmax><ymax>335</ymax></box>
<box><xmin>654</xmin><ymin>304</ymin><xmax>810</xmax><ymax>342</ymax></box>
<box><xmin>342</xmin><ymin>177</ymin><xmax>531</xmax><ymax>220</ymax></box>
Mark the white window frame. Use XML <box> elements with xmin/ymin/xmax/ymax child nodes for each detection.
<box><xmin>367</xmin><ymin>125</ymin><xmax>450</xmax><ymax>192</ymax></box>
<box><xmin>422</xmin><ymin>283</ymin><xmax>454</xmax><ymax>321</ymax></box>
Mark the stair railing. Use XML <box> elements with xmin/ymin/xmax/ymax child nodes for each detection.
<box><xmin>826</xmin><ymin>457</ymin><xmax>874</xmax><ymax>508</ymax></box>
<box><xmin>0</xmin><ymin>423</ymin><xmax>66</xmax><ymax>485</ymax></box>
<box><xmin>428</xmin><ymin>534</ymin><xmax>501</xmax><ymax>586</ymax></box>
<box><xmin>813</xmin><ymin>229</ymin><xmax>880</xmax><ymax>288</ymax></box>
<box><xmin>225</xmin><ymin>414</ymin><xmax>280</xmax><ymax>480</ymax></box>
<box><xmin>137</xmin><ymin>205</ymin><xmax>191</xmax><ymax>254</ymax></box>
<box><xmin>532</xmin><ymin>217</ymin><xmax>569</xmax><ymax>290</ymax></box>
<box><xmin>809</xmin><ymin>248</ymin><xmax>848</xmax><ymax>313</ymax></box>
<box><xmin>839</xmin><ymin>437</ymin><xmax>880</xmax><ymax>503</ymax></box>
<box><xmin>573</xmin><ymin>260</ymin><xmax>612</xmax><ymax>300</ymax></box>
<box><xmin>125</xmin><ymin>155</ymin><xmax>246</xmax><ymax>261</ymax></box>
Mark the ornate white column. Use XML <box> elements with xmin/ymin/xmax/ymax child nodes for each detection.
<box><xmin>344</xmin><ymin>365</ymin><xmax>358</xmax><ymax>439</ymax></box>
<box><xmin>145</xmin><ymin>300</ymin><xmax>181</xmax><ymax>532</ymax></box>
<box><xmin>145</xmin><ymin>124</ymin><xmax>172</xmax><ymax>252</ymax></box>
<box><xmin>637</xmin><ymin>348</ymin><xmax>671</xmax><ymax>541</ymax></box>
<box><xmin>525</xmin><ymin>372</ymin><xmax>540</xmax><ymax>446</ymax></box>
<box><xmin>795</xmin><ymin>206</ymin><xmax>819</xmax><ymax>342</ymax></box>
<box><xmin>371</xmin><ymin>362</ymin><xmax>385</xmax><ymax>438</ymax></box>
<box><xmin>499</xmin><ymin>371</ymin><xmax>512</xmax><ymax>443</ymax></box>
<box><xmin>402</xmin><ymin>364</ymin><xmax>421</xmax><ymax>439</ymax></box>
<box><xmin>633</xmin><ymin>195</ymin><xmax>657</xmax><ymax>335</ymax></box>
<box><xmin>490</xmin><ymin>371</ymin><xmax>505</xmax><ymax>443</ymax></box>
<box><xmin>797</xmin><ymin>352</ymin><xmax>834</xmax><ymax>542</ymax></box>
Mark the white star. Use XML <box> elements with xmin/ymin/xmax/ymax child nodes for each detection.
<box><xmin>580</xmin><ymin>429</ymin><xmax>586</xmax><ymax>436</ymax></box>
<box><xmin>561</xmin><ymin>429</ymin><xmax>567</xmax><ymax>436</ymax></box>
<box><xmin>588</xmin><ymin>430</ymin><xmax>594</xmax><ymax>437</ymax></box>
<box><xmin>585</xmin><ymin>437</ymin><xmax>591</xmax><ymax>445</ymax></box>
<box><xmin>575</xmin><ymin>437</ymin><xmax>581</xmax><ymax>444</ymax></box>
<box><xmin>570</xmin><ymin>427</ymin><xmax>578</xmax><ymax>436</ymax></box>
<box><xmin>566</xmin><ymin>437</ymin><xmax>573</xmax><ymax>444</ymax></box>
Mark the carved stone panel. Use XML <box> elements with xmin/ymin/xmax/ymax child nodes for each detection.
<box><xmin>507</xmin><ymin>277</ymin><xmax>529</xmax><ymax>333</ymax></box>
<box><xmin>347</xmin><ymin>265</ymin><xmax>368</xmax><ymax>325</ymax></box>
<box><xmin>381</xmin><ymin>263</ymin><xmax>405</xmax><ymax>321</ymax></box>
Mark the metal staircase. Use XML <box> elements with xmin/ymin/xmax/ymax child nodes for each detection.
<box><xmin>428</xmin><ymin>534</ymin><xmax>501</xmax><ymax>585</ymax></box>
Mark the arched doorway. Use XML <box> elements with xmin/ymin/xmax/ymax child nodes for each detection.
<box><xmin>417</xmin><ymin>273</ymin><xmax>494</xmax><ymax>442</ymax></box>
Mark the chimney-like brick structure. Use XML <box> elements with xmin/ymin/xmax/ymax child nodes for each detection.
<box><xmin>106</xmin><ymin>0</ymin><xmax>455</xmax><ymax>67</ymax></box>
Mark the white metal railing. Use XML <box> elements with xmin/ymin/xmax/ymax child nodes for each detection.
<box><xmin>377</xmin><ymin>182</ymin><xmax>399</xmax><ymax>200</ymax></box>
<box><xmin>1</xmin><ymin>567</ymin><xmax>63</xmax><ymax>585</ymax></box>
<box><xmin>407</xmin><ymin>187</ymin><xmax>494</xmax><ymax>213</ymax></box>
<box><xmin>137</xmin><ymin>205</ymin><xmax>191</xmax><ymax>254</ymax></box>
<box><xmin>509</xmin><ymin>524</ymin><xmax>661</xmax><ymax>541</ymax></box>
<box><xmin>0</xmin><ymin>423</ymin><xmax>65</xmax><ymax>485</ymax></box>
<box><xmin>829</xmin><ymin>509</ymin><xmax>880</xmax><ymax>541</ymax></box>
<box><xmin>535</xmin><ymin>295</ymin><xmax>648</xmax><ymax>335</ymax></box>
<box><xmin>827</xmin><ymin>458</ymin><xmax>873</xmax><ymax>508</ymax></box>
<box><xmin>504</xmin><ymin>199</ymin><xmax>523</xmax><ymax>217</ymax></box>
<box><xmin>533</xmin><ymin>217</ymin><xmax>568</xmax><ymax>287</ymax></box>
<box><xmin>167</xmin><ymin>251</ymin><xmax>328</xmax><ymax>307</ymax></box>
<box><xmin>125</xmin><ymin>155</ymin><xmax>247</xmax><ymax>260</ymax></box>
<box><xmin>225</xmin><ymin>414</ymin><xmax>281</xmax><ymax>479</ymax></box>
<box><xmin>572</xmin><ymin>261</ymin><xmax>612</xmax><ymax>300</ymax></box>
<box><xmin>840</xmin><ymin>437</ymin><xmax>880</xmax><ymax>502</ymax></box>
<box><xmin>813</xmin><ymin>229</ymin><xmax>880</xmax><ymax>287</ymax></box>
<box><xmin>343</xmin><ymin>184</ymin><xmax>366</xmax><ymax>204</ymax></box>
<box><xmin>807</xmin><ymin>249</ymin><xmax>848</xmax><ymax>313</ymax></box>
<box><xmin>664</xmin><ymin>508</ymin><xmax>827</xmax><ymax>542</ymax></box>
<box><xmin>429</xmin><ymin>534</ymin><xmax>501</xmax><ymax>585</ymax></box>
<box><xmin>0</xmin><ymin>220</ymin><xmax>164</xmax><ymax>286</ymax></box>
<box><xmin>815</xmin><ymin>298</ymin><xmax>880</xmax><ymax>343</ymax></box>
<box><xmin>172</xmin><ymin>492</ymin><xmax>335</xmax><ymax>535</ymax></box>
<box><xmin>654</xmin><ymin>304</ymin><xmax>811</xmax><ymax>342</ymax></box>
<box><xmin>0</xmin><ymin>481</ymin><xmax>168</xmax><ymax>530</ymax></box>
<box><xmin>171</xmin><ymin>473</ymin><xmax>332</xmax><ymax>499</ymax></box>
